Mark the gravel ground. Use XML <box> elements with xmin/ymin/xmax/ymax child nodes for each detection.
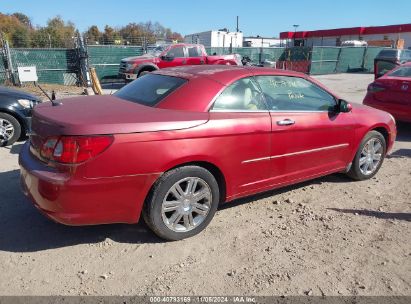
<box><xmin>0</xmin><ymin>73</ymin><xmax>410</xmax><ymax>296</ymax></box>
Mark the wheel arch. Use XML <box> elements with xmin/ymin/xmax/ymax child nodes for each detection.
<box><xmin>145</xmin><ymin>160</ymin><xmax>227</xmax><ymax>206</ymax></box>
<box><xmin>0</xmin><ymin>109</ymin><xmax>27</xmax><ymax>136</ymax></box>
<box><xmin>134</xmin><ymin>64</ymin><xmax>159</xmax><ymax>77</ymax></box>
<box><xmin>372</xmin><ymin>126</ymin><xmax>390</xmax><ymax>150</ymax></box>
<box><xmin>349</xmin><ymin>123</ymin><xmax>392</xmax><ymax>164</ymax></box>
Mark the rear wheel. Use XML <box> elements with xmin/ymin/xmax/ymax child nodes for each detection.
<box><xmin>143</xmin><ymin>166</ymin><xmax>220</xmax><ymax>241</ymax></box>
<box><xmin>0</xmin><ymin>113</ymin><xmax>21</xmax><ymax>147</ymax></box>
<box><xmin>347</xmin><ymin>131</ymin><xmax>386</xmax><ymax>180</ymax></box>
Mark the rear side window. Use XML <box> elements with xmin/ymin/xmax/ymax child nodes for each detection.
<box><xmin>187</xmin><ymin>46</ymin><xmax>202</xmax><ymax>57</ymax></box>
<box><xmin>114</xmin><ymin>74</ymin><xmax>186</xmax><ymax>107</ymax></box>
<box><xmin>255</xmin><ymin>76</ymin><xmax>336</xmax><ymax>111</ymax></box>
<box><xmin>388</xmin><ymin>66</ymin><xmax>411</xmax><ymax>78</ymax></box>
<box><xmin>212</xmin><ymin>77</ymin><xmax>267</xmax><ymax>111</ymax></box>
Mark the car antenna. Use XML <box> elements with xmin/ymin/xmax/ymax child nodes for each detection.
<box><xmin>35</xmin><ymin>82</ymin><xmax>62</xmax><ymax>106</ymax></box>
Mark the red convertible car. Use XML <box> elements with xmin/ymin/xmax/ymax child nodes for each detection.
<box><xmin>19</xmin><ymin>65</ymin><xmax>396</xmax><ymax>240</ymax></box>
<box><xmin>364</xmin><ymin>62</ymin><xmax>411</xmax><ymax>123</ymax></box>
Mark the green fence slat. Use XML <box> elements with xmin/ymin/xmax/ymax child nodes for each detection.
<box><xmin>9</xmin><ymin>48</ymin><xmax>78</xmax><ymax>85</ymax></box>
<box><xmin>336</xmin><ymin>47</ymin><xmax>366</xmax><ymax>72</ymax></box>
<box><xmin>0</xmin><ymin>45</ymin><xmax>393</xmax><ymax>85</ymax></box>
<box><xmin>88</xmin><ymin>45</ymin><xmax>143</xmax><ymax>80</ymax></box>
<box><xmin>363</xmin><ymin>47</ymin><xmax>388</xmax><ymax>73</ymax></box>
<box><xmin>310</xmin><ymin>47</ymin><xmax>340</xmax><ymax>74</ymax></box>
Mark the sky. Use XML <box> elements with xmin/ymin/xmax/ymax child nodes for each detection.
<box><xmin>1</xmin><ymin>0</ymin><xmax>411</xmax><ymax>37</ymax></box>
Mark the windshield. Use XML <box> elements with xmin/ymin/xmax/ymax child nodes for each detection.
<box><xmin>114</xmin><ymin>74</ymin><xmax>187</xmax><ymax>107</ymax></box>
<box><xmin>388</xmin><ymin>66</ymin><xmax>411</xmax><ymax>78</ymax></box>
<box><xmin>147</xmin><ymin>45</ymin><xmax>169</xmax><ymax>56</ymax></box>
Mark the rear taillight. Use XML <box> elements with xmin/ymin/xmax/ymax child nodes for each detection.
<box><xmin>40</xmin><ymin>136</ymin><xmax>113</xmax><ymax>164</ymax></box>
<box><xmin>367</xmin><ymin>83</ymin><xmax>386</xmax><ymax>93</ymax></box>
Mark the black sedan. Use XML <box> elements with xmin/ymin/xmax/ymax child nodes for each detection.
<box><xmin>0</xmin><ymin>86</ymin><xmax>41</xmax><ymax>147</ymax></box>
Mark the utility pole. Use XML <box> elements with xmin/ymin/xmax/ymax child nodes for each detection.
<box><xmin>236</xmin><ymin>16</ymin><xmax>239</xmax><ymax>32</ymax></box>
<box><xmin>293</xmin><ymin>24</ymin><xmax>299</xmax><ymax>47</ymax></box>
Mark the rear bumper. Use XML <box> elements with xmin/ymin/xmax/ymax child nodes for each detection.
<box><xmin>364</xmin><ymin>95</ymin><xmax>411</xmax><ymax>123</ymax></box>
<box><xmin>19</xmin><ymin>142</ymin><xmax>160</xmax><ymax>225</ymax></box>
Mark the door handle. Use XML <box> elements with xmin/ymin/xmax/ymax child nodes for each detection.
<box><xmin>277</xmin><ymin>119</ymin><xmax>295</xmax><ymax>126</ymax></box>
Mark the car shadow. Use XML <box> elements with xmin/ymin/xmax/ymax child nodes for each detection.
<box><xmin>219</xmin><ymin>173</ymin><xmax>353</xmax><ymax>211</ymax></box>
<box><xmin>10</xmin><ymin>142</ymin><xmax>24</xmax><ymax>154</ymax></box>
<box><xmin>328</xmin><ymin>208</ymin><xmax>411</xmax><ymax>222</ymax></box>
<box><xmin>0</xmin><ymin>169</ymin><xmax>163</xmax><ymax>253</ymax></box>
<box><xmin>388</xmin><ymin>148</ymin><xmax>411</xmax><ymax>159</ymax></box>
<box><xmin>396</xmin><ymin>122</ymin><xmax>411</xmax><ymax>142</ymax></box>
<box><xmin>0</xmin><ymin>142</ymin><xmax>24</xmax><ymax>155</ymax></box>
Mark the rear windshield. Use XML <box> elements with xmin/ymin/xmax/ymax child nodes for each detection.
<box><xmin>388</xmin><ymin>66</ymin><xmax>411</xmax><ymax>78</ymax></box>
<box><xmin>114</xmin><ymin>74</ymin><xmax>187</xmax><ymax>107</ymax></box>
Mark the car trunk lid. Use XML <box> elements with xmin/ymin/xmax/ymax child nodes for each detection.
<box><xmin>373</xmin><ymin>77</ymin><xmax>411</xmax><ymax>105</ymax></box>
<box><xmin>30</xmin><ymin>95</ymin><xmax>208</xmax><ymax>154</ymax></box>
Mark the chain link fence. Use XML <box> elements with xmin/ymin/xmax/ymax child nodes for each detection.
<box><xmin>0</xmin><ymin>35</ymin><xmax>390</xmax><ymax>86</ymax></box>
<box><xmin>0</xmin><ymin>49</ymin><xmax>7</xmax><ymax>84</ymax></box>
<box><xmin>9</xmin><ymin>48</ymin><xmax>79</xmax><ymax>85</ymax></box>
<box><xmin>310</xmin><ymin>46</ymin><xmax>388</xmax><ymax>74</ymax></box>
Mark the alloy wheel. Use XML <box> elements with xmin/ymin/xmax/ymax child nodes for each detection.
<box><xmin>161</xmin><ymin>177</ymin><xmax>212</xmax><ymax>232</ymax></box>
<box><xmin>0</xmin><ymin>118</ymin><xmax>15</xmax><ymax>144</ymax></box>
<box><xmin>359</xmin><ymin>137</ymin><xmax>383</xmax><ymax>176</ymax></box>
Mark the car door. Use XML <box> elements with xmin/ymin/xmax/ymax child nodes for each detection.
<box><xmin>255</xmin><ymin>75</ymin><xmax>355</xmax><ymax>185</ymax></box>
<box><xmin>185</xmin><ymin>45</ymin><xmax>205</xmax><ymax>65</ymax></box>
<box><xmin>209</xmin><ymin>77</ymin><xmax>272</xmax><ymax>197</ymax></box>
<box><xmin>158</xmin><ymin>45</ymin><xmax>187</xmax><ymax>69</ymax></box>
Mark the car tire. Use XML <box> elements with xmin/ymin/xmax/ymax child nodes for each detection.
<box><xmin>347</xmin><ymin>130</ymin><xmax>386</xmax><ymax>181</ymax></box>
<box><xmin>143</xmin><ymin>166</ymin><xmax>220</xmax><ymax>241</ymax></box>
<box><xmin>0</xmin><ymin>112</ymin><xmax>21</xmax><ymax>147</ymax></box>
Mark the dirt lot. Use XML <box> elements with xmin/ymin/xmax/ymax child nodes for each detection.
<box><xmin>0</xmin><ymin>74</ymin><xmax>410</xmax><ymax>296</ymax></box>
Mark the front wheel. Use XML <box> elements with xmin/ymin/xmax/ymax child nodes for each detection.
<box><xmin>143</xmin><ymin>166</ymin><xmax>220</xmax><ymax>241</ymax></box>
<box><xmin>347</xmin><ymin>131</ymin><xmax>386</xmax><ymax>180</ymax></box>
<box><xmin>0</xmin><ymin>112</ymin><xmax>21</xmax><ymax>147</ymax></box>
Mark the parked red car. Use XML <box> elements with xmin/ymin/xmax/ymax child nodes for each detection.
<box><xmin>20</xmin><ymin>66</ymin><xmax>396</xmax><ymax>240</ymax></box>
<box><xmin>118</xmin><ymin>43</ymin><xmax>242</xmax><ymax>81</ymax></box>
<box><xmin>364</xmin><ymin>62</ymin><xmax>411</xmax><ymax>123</ymax></box>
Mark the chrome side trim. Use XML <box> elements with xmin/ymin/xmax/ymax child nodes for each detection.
<box><xmin>270</xmin><ymin>143</ymin><xmax>349</xmax><ymax>159</ymax></box>
<box><xmin>241</xmin><ymin>143</ymin><xmax>349</xmax><ymax>164</ymax></box>
<box><xmin>242</xmin><ymin>156</ymin><xmax>271</xmax><ymax>164</ymax></box>
<box><xmin>210</xmin><ymin>109</ymin><xmax>269</xmax><ymax>113</ymax></box>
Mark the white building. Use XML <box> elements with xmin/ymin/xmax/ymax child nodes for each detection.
<box><xmin>243</xmin><ymin>36</ymin><xmax>286</xmax><ymax>47</ymax></box>
<box><xmin>280</xmin><ymin>23</ymin><xmax>411</xmax><ymax>49</ymax></box>
<box><xmin>184</xmin><ymin>30</ymin><xmax>243</xmax><ymax>48</ymax></box>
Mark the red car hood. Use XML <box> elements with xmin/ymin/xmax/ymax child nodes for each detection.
<box><xmin>32</xmin><ymin>95</ymin><xmax>208</xmax><ymax>136</ymax></box>
<box><xmin>123</xmin><ymin>54</ymin><xmax>156</xmax><ymax>65</ymax></box>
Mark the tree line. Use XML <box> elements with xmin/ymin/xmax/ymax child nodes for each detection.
<box><xmin>0</xmin><ymin>12</ymin><xmax>184</xmax><ymax>48</ymax></box>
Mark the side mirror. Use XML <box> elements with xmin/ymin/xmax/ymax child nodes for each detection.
<box><xmin>161</xmin><ymin>55</ymin><xmax>174</xmax><ymax>61</ymax></box>
<box><xmin>336</xmin><ymin>99</ymin><xmax>352</xmax><ymax>113</ymax></box>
